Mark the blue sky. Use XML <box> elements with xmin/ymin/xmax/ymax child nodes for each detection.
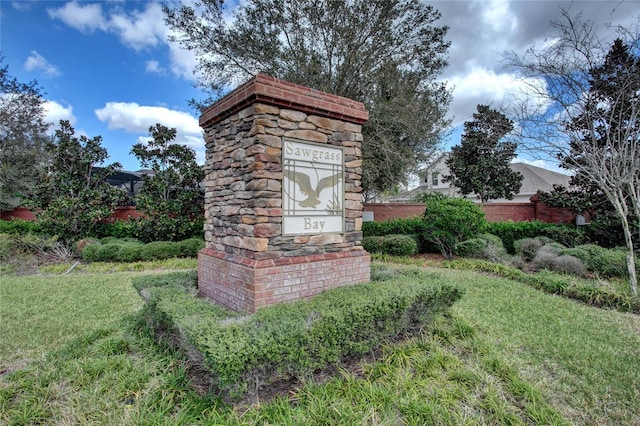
<box><xmin>2</xmin><ymin>0</ymin><xmax>638</xmax><ymax>173</ymax></box>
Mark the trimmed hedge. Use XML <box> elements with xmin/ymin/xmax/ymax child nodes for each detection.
<box><xmin>485</xmin><ymin>221</ymin><xmax>560</xmax><ymax>254</ymax></box>
<box><xmin>363</xmin><ymin>234</ymin><xmax>418</xmax><ymax>256</ymax></box>
<box><xmin>135</xmin><ymin>268</ymin><xmax>463</xmax><ymax>399</ymax></box>
<box><xmin>79</xmin><ymin>237</ymin><xmax>205</xmax><ymax>262</ymax></box>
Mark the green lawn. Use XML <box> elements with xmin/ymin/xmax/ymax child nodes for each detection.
<box><xmin>0</xmin><ymin>272</ymin><xmax>143</xmax><ymax>371</ymax></box>
<box><xmin>1</xmin><ymin>264</ymin><xmax>639</xmax><ymax>424</ymax></box>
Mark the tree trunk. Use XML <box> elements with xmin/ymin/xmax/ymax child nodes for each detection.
<box><xmin>617</xmin><ymin>207</ymin><xmax>638</xmax><ymax>298</ymax></box>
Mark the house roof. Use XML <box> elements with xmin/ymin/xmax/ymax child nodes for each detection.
<box><xmin>386</xmin><ymin>161</ymin><xmax>572</xmax><ymax>203</ymax></box>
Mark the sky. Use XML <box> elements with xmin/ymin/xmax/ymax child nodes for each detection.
<box><xmin>1</xmin><ymin>0</ymin><xmax>638</xmax><ymax>172</ymax></box>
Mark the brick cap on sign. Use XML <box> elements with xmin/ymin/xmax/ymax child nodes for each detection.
<box><xmin>199</xmin><ymin>74</ymin><xmax>369</xmax><ymax>128</ymax></box>
<box><xmin>199</xmin><ymin>247</ymin><xmax>369</xmax><ymax>269</ymax></box>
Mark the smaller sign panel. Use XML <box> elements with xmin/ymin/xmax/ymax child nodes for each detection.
<box><xmin>282</xmin><ymin>139</ymin><xmax>344</xmax><ymax>235</ymax></box>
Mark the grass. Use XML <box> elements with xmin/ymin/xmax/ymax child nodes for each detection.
<box><xmin>1</xmin><ymin>263</ymin><xmax>639</xmax><ymax>424</ymax></box>
<box><xmin>0</xmin><ymin>273</ymin><xmax>142</xmax><ymax>372</ymax></box>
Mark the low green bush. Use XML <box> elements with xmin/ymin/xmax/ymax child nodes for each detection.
<box><xmin>531</xmin><ymin>246</ymin><xmax>585</xmax><ymax>276</ymax></box>
<box><xmin>0</xmin><ymin>219</ymin><xmax>43</xmax><ymax>235</ymax></box>
<box><xmin>95</xmin><ymin>243</ymin><xmax>122</xmax><ymax>262</ymax></box>
<box><xmin>362</xmin><ymin>236</ymin><xmax>384</xmax><ymax>253</ymax></box>
<box><xmin>177</xmin><ymin>238</ymin><xmax>205</xmax><ymax>258</ymax></box>
<box><xmin>137</xmin><ymin>267</ymin><xmax>463</xmax><ymax>398</ymax></box>
<box><xmin>81</xmin><ymin>243</ymin><xmax>101</xmax><ymax>262</ymax></box>
<box><xmin>566</xmin><ymin>244</ymin><xmax>635</xmax><ymax>278</ymax></box>
<box><xmin>116</xmin><ymin>242</ymin><xmax>145</xmax><ymax>262</ymax></box>
<box><xmin>141</xmin><ymin>241</ymin><xmax>180</xmax><ymax>261</ymax></box>
<box><xmin>540</xmin><ymin>225</ymin><xmax>587</xmax><ymax>248</ymax></box>
<box><xmin>485</xmin><ymin>221</ymin><xmax>556</xmax><ymax>254</ymax></box>
<box><xmin>454</xmin><ymin>238</ymin><xmax>487</xmax><ymax>258</ymax></box>
<box><xmin>364</xmin><ymin>235</ymin><xmax>418</xmax><ymax>256</ymax></box>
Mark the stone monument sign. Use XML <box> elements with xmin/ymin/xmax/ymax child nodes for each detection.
<box><xmin>198</xmin><ymin>74</ymin><xmax>370</xmax><ymax>312</ymax></box>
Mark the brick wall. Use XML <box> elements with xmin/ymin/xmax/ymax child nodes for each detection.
<box><xmin>199</xmin><ymin>248</ymin><xmax>370</xmax><ymax>312</ymax></box>
<box><xmin>363</xmin><ymin>203</ymin><xmax>425</xmax><ymax>221</ymax></box>
<box><xmin>0</xmin><ymin>207</ymin><xmax>36</xmax><ymax>221</ymax></box>
<box><xmin>362</xmin><ymin>200</ymin><xmax>577</xmax><ymax>225</ymax></box>
<box><xmin>481</xmin><ymin>203</ymin><xmax>535</xmax><ymax>222</ymax></box>
<box><xmin>1</xmin><ymin>206</ymin><xmax>145</xmax><ymax>222</ymax></box>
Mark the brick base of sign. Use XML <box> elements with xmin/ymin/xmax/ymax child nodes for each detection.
<box><xmin>198</xmin><ymin>248</ymin><xmax>371</xmax><ymax>313</ymax></box>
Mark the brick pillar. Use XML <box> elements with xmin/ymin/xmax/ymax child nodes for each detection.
<box><xmin>198</xmin><ymin>74</ymin><xmax>370</xmax><ymax>312</ymax></box>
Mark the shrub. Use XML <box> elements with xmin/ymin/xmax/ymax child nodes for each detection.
<box><xmin>552</xmin><ymin>255</ymin><xmax>586</xmax><ymax>276</ymax></box>
<box><xmin>422</xmin><ymin>198</ymin><xmax>486</xmax><ymax>259</ymax></box>
<box><xmin>141</xmin><ymin>241</ymin><xmax>180</xmax><ymax>261</ymax></box>
<box><xmin>131</xmin><ymin>217</ymin><xmax>204</xmax><ymax>243</ymax></box>
<box><xmin>513</xmin><ymin>238</ymin><xmax>543</xmax><ymax>261</ymax></box>
<box><xmin>531</xmin><ymin>247</ymin><xmax>558</xmax><ymax>271</ymax></box>
<box><xmin>362</xmin><ymin>217</ymin><xmax>433</xmax><ymax>253</ymax></box>
<box><xmin>137</xmin><ymin>267</ymin><xmax>463</xmax><ymax>398</ymax></box>
<box><xmin>117</xmin><ymin>242</ymin><xmax>145</xmax><ymax>262</ymax></box>
<box><xmin>532</xmin><ymin>244</ymin><xmax>585</xmax><ymax>276</ymax></box>
<box><xmin>580</xmin><ymin>245</ymin><xmax>630</xmax><ymax>278</ymax></box>
<box><xmin>177</xmin><ymin>238</ymin><xmax>205</xmax><ymax>258</ymax></box>
<box><xmin>94</xmin><ymin>220</ymin><xmax>137</xmax><ymax>239</ymax></box>
<box><xmin>540</xmin><ymin>225</ymin><xmax>587</xmax><ymax>247</ymax></box>
<box><xmin>455</xmin><ymin>233</ymin><xmax>509</xmax><ymax>263</ymax></box>
<box><xmin>454</xmin><ymin>238</ymin><xmax>487</xmax><ymax>258</ymax></box>
<box><xmin>485</xmin><ymin>221</ymin><xmax>556</xmax><ymax>254</ymax></box>
<box><xmin>362</xmin><ymin>236</ymin><xmax>384</xmax><ymax>253</ymax></box>
<box><xmin>0</xmin><ymin>219</ymin><xmax>42</xmax><ymax>235</ymax></box>
<box><xmin>363</xmin><ymin>235</ymin><xmax>417</xmax><ymax>256</ymax></box>
<box><xmin>81</xmin><ymin>242</ymin><xmax>101</xmax><ymax>262</ymax></box>
<box><xmin>95</xmin><ymin>243</ymin><xmax>122</xmax><ymax>262</ymax></box>
<box><xmin>380</xmin><ymin>234</ymin><xmax>418</xmax><ymax>256</ymax></box>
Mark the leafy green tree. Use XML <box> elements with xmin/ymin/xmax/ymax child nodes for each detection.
<box><xmin>31</xmin><ymin>120</ymin><xmax>126</xmax><ymax>242</ymax></box>
<box><xmin>444</xmin><ymin>105</ymin><xmax>523</xmax><ymax>202</ymax></box>
<box><xmin>130</xmin><ymin>124</ymin><xmax>204</xmax><ymax>242</ymax></box>
<box><xmin>511</xmin><ymin>16</ymin><xmax>640</xmax><ymax>297</ymax></box>
<box><xmin>164</xmin><ymin>0</ymin><xmax>452</xmax><ymax>199</ymax></box>
<box><xmin>0</xmin><ymin>58</ymin><xmax>51</xmax><ymax>210</ymax></box>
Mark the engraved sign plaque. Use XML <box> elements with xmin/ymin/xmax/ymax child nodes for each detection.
<box><xmin>282</xmin><ymin>139</ymin><xmax>344</xmax><ymax>235</ymax></box>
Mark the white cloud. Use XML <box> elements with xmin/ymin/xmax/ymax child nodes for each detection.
<box><xmin>24</xmin><ymin>51</ymin><xmax>61</xmax><ymax>78</ymax></box>
<box><xmin>145</xmin><ymin>60</ymin><xmax>166</xmax><ymax>75</ymax></box>
<box><xmin>43</xmin><ymin>100</ymin><xmax>76</xmax><ymax>127</ymax></box>
<box><xmin>109</xmin><ymin>3</ymin><xmax>167</xmax><ymax>51</ymax></box>
<box><xmin>47</xmin><ymin>1</ymin><xmax>108</xmax><ymax>32</ymax></box>
<box><xmin>95</xmin><ymin>102</ymin><xmax>200</xmax><ymax>134</ymax></box>
<box><xmin>48</xmin><ymin>1</ymin><xmax>197</xmax><ymax>81</ymax></box>
<box><xmin>94</xmin><ymin>102</ymin><xmax>204</xmax><ymax>162</ymax></box>
<box><xmin>446</xmin><ymin>68</ymin><xmax>549</xmax><ymax>126</ymax></box>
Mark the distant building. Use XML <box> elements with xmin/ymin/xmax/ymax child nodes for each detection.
<box><xmin>387</xmin><ymin>153</ymin><xmax>572</xmax><ymax>203</ymax></box>
<box><xmin>100</xmin><ymin>168</ymin><xmax>155</xmax><ymax>198</ymax></box>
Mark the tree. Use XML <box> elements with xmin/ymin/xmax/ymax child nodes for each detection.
<box><xmin>31</xmin><ymin>120</ymin><xmax>126</xmax><ymax>242</ymax></box>
<box><xmin>507</xmin><ymin>11</ymin><xmax>640</xmax><ymax>297</ymax></box>
<box><xmin>164</xmin><ymin>0</ymin><xmax>452</xmax><ymax>199</ymax></box>
<box><xmin>0</xmin><ymin>57</ymin><xmax>51</xmax><ymax>211</ymax></box>
<box><xmin>130</xmin><ymin>124</ymin><xmax>204</xmax><ymax>241</ymax></box>
<box><xmin>444</xmin><ymin>105</ymin><xmax>523</xmax><ymax>202</ymax></box>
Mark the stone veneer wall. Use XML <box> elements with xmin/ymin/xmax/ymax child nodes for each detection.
<box><xmin>198</xmin><ymin>74</ymin><xmax>370</xmax><ymax>312</ymax></box>
<box><xmin>202</xmin><ymin>102</ymin><xmax>366</xmax><ymax>258</ymax></box>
